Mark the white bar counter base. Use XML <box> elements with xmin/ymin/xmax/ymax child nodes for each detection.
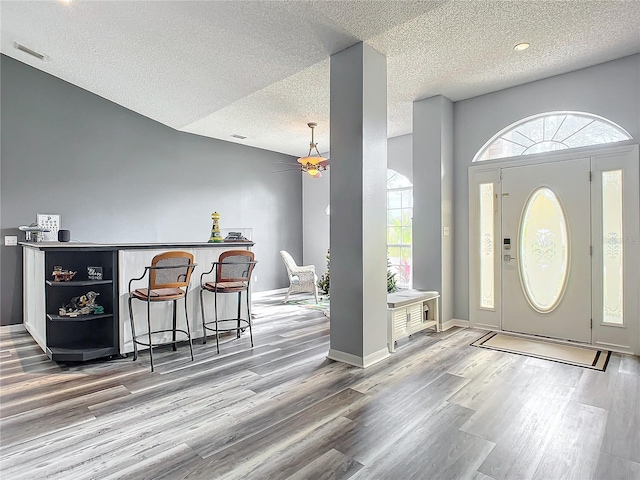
<box><xmin>21</xmin><ymin>241</ymin><xmax>253</xmax><ymax>361</ymax></box>
<box><xmin>387</xmin><ymin>289</ymin><xmax>440</xmax><ymax>353</ymax></box>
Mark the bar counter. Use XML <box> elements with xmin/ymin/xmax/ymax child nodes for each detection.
<box><xmin>22</xmin><ymin>241</ymin><xmax>254</xmax><ymax>361</ymax></box>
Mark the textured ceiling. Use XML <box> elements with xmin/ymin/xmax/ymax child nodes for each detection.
<box><xmin>2</xmin><ymin>1</ymin><xmax>639</xmax><ymax>157</ymax></box>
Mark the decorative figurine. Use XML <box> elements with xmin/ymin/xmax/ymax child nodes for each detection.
<box><xmin>52</xmin><ymin>266</ymin><xmax>77</xmax><ymax>282</ymax></box>
<box><xmin>224</xmin><ymin>231</ymin><xmax>251</xmax><ymax>242</ymax></box>
<box><xmin>208</xmin><ymin>211</ymin><xmax>224</xmax><ymax>243</ymax></box>
<box><xmin>59</xmin><ymin>291</ymin><xmax>102</xmax><ymax>317</ymax></box>
<box><xmin>87</xmin><ymin>266</ymin><xmax>103</xmax><ymax>280</ymax></box>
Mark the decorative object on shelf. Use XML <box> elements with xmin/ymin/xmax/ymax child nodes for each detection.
<box><xmin>221</xmin><ymin>228</ymin><xmax>253</xmax><ymax>242</ymax></box>
<box><xmin>58</xmin><ymin>229</ymin><xmax>71</xmax><ymax>242</ymax></box>
<box><xmin>52</xmin><ymin>266</ymin><xmax>77</xmax><ymax>282</ymax></box>
<box><xmin>272</xmin><ymin>122</ymin><xmax>330</xmax><ymax>178</ymax></box>
<box><xmin>208</xmin><ymin>211</ymin><xmax>224</xmax><ymax>243</ymax></box>
<box><xmin>59</xmin><ymin>291</ymin><xmax>101</xmax><ymax>317</ymax></box>
<box><xmin>224</xmin><ymin>231</ymin><xmax>251</xmax><ymax>242</ymax></box>
<box><xmin>37</xmin><ymin>213</ymin><xmax>61</xmax><ymax>242</ymax></box>
<box><xmin>87</xmin><ymin>266</ymin><xmax>103</xmax><ymax>280</ymax></box>
<box><xmin>19</xmin><ymin>223</ymin><xmax>51</xmax><ymax>242</ymax></box>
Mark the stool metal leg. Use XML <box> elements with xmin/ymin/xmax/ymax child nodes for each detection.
<box><xmin>172</xmin><ymin>300</ymin><xmax>178</xmax><ymax>351</ymax></box>
<box><xmin>147</xmin><ymin>299</ymin><xmax>154</xmax><ymax>372</ymax></box>
<box><xmin>214</xmin><ymin>289</ymin><xmax>220</xmax><ymax>354</ymax></box>
<box><xmin>128</xmin><ymin>296</ymin><xmax>138</xmax><ymax>362</ymax></box>
<box><xmin>200</xmin><ymin>288</ymin><xmax>207</xmax><ymax>345</ymax></box>
<box><xmin>184</xmin><ymin>291</ymin><xmax>194</xmax><ymax>362</ymax></box>
<box><xmin>128</xmin><ymin>297</ymin><xmax>137</xmax><ymax>361</ymax></box>
<box><xmin>247</xmin><ymin>289</ymin><xmax>254</xmax><ymax>348</ymax></box>
<box><xmin>236</xmin><ymin>292</ymin><xmax>242</xmax><ymax>339</ymax></box>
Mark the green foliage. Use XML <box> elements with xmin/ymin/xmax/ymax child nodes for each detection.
<box><xmin>387</xmin><ymin>260</ymin><xmax>398</xmax><ymax>293</ymax></box>
<box><xmin>317</xmin><ymin>250</ymin><xmax>331</xmax><ymax>295</ymax></box>
<box><xmin>317</xmin><ymin>250</ymin><xmax>398</xmax><ymax>295</ymax></box>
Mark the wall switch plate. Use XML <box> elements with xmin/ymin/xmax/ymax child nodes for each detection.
<box><xmin>4</xmin><ymin>236</ymin><xmax>18</xmax><ymax>246</ymax></box>
<box><xmin>443</xmin><ymin>227</ymin><xmax>450</xmax><ymax>236</ymax></box>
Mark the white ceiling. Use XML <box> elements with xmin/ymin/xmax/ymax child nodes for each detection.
<box><xmin>2</xmin><ymin>1</ymin><xmax>639</xmax><ymax>158</ymax></box>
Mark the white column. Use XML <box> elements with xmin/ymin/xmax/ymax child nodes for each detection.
<box><xmin>328</xmin><ymin>42</ymin><xmax>389</xmax><ymax>367</ymax></box>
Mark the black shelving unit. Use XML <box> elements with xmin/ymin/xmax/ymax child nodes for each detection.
<box><xmin>44</xmin><ymin>249</ymin><xmax>119</xmax><ymax>362</ymax></box>
<box><xmin>46</xmin><ymin>279</ymin><xmax>113</xmax><ymax>287</ymax></box>
<box><xmin>47</xmin><ymin>313</ymin><xmax>114</xmax><ymax>322</ymax></box>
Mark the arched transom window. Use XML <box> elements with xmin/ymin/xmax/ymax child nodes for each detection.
<box><xmin>387</xmin><ymin>169</ymin><xmax>412</xmax><ymax>287</ymax></box>
<box><xmin>474</xmin><ymin>111</ymin><xmax>632</xmax><ymax>162</ymax></box>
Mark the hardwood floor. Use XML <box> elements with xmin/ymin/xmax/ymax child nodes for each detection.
<box><xmin>1</xmin><ymin>291</ymin><xmax>639</xmax><ymax>480</ymax></box>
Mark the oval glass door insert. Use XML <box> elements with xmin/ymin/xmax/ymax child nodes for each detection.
<box><xmin>519</xmin><ymin>187</ymin><xmax>569</xmax><ymax>313</ymax></box>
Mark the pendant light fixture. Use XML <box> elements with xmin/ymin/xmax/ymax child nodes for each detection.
<box><xmin>272</xmin><ymin>122</ymin><xmax>330</xmax><ymax>178</ymax></box>
<box><xmin>297</xmin><ymin>122</ymin><xmax>329</xmax><ymax>177</ymax></box>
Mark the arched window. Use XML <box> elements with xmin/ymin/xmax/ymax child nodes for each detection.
<box><xmin>387</xmin><ymin>169</ymin><xmax>412</xmax><ymax>287</ymax></box>
<box><xmin>474</xmin><ymin>112</ymin><xmax>632</xmax><ymax>162</ymax></box>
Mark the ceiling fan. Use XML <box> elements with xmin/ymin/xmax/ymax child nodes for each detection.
<box><xmin>273</xmin><ymin>122</ymin><xmax>330</xmax><ymax>178</ymax></box>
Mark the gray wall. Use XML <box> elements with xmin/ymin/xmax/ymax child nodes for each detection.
<box><xmin>453</xmin><ymin>54</ymin><xmax>640</xmax><ymax>320</ymax></box>
<box><xmin>388</xmin><ymin>133</ymin><xmax>412</xmax><ymax>180</ymax></box>
<box><xmin>302</xmin><ymin>169</ymin><xmax>330</xmax><ymax>280</ymax></box>
<box><xmin>1</xmin><ymin>55</ymin><xmax>302</xmax><ymax>326</ymax></box>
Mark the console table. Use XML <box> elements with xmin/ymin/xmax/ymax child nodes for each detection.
<box><xmin>387</xmin><ymin>289</ymin><xmax>440</xmax><ymax>353</ymax></box>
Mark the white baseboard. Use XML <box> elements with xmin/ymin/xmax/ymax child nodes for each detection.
<box><xmin>363</xmin><ymin>347</ymin><xmax>391</xmax><ymax>367</ymax></box>
<box><xmin>327</xmin><ymin>346</ymin><xmax>390</xmax><ymax>368</ymax></box>
<box><xmin>0</xmin><ymin>323</ymin><xmax>26</xmax><ymax>333</ymax></box>
<box><xmin>440</xmin><ymin>318</ymin><xmax>469</xmax><ymax>331</ymax></box>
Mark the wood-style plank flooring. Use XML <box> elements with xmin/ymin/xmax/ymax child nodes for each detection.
<box><xmin>1</xmin><ymin>291</ymin><xmax>639</xmax><ymax>479</ymax></box>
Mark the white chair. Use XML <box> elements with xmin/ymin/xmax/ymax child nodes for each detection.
<box><xmin>279</xmin><ymin>251</ymin><xmax>319</xmax><ymax>303</ymax></box>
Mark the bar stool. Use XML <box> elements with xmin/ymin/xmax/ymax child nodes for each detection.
<box><xmin>127</xmin><ymin>251</ymin><xmax>197</xmax><ymax>372</ymax></box>
<box><xmin>199</xmin><ymin>250</ymin><xmax>257</xmax><ymax>353</ymax></box>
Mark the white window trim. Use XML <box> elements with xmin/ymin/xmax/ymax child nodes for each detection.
<box><xmin>473</xmin><ymin>111</ymin><xmax>632</xmax><ymax>163</ymax></box>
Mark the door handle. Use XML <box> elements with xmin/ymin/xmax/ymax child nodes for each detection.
<box><xmin>503</xmin><ymin>254</ymin><xmax>517</xmax><ymax>261</ymax></box>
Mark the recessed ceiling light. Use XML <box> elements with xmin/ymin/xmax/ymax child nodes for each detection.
<box><xmin>58</xmin><ymin>0</ymin><xmax>72</xmax><ymax>5</ymax></box>
<box><xmin>514</xmin><ymin>43</ymin><xmax>530</xmax><ymax>52</ymax></box>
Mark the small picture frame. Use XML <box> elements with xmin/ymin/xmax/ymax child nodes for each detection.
<box><xmin>37</xmin><ymin>214</ymin><xmax>61</xmax><ymax>242</ymax></box>
<box><xmin>87</xmin><ymin>266</ymin><xmax>103</xmax><ymax>280</ymax></box>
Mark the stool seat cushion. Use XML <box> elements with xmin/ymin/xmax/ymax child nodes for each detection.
<box><xmin>132</xmin><ymin>287</ymin><xmax>185</xmax><ymax>300</ymax></box>
<box><xmin>203</xmin><ymin>281</ymin><xmax>248</xmax><ymax>292</ymax></box>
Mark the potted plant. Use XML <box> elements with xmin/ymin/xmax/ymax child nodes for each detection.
<box><xmin>317</xmin><ymin>250</ymin><xmax>398</xmax><ymax>295</ymax></box>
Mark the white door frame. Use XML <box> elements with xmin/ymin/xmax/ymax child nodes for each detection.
<box><xmin>469</xmin><ymin>144</ymin><xmax>639</xmax><ymax>354</ymax></box>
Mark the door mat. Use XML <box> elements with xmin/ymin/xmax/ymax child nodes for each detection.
<box><xmin>471</xmin><ymin>332</ymin><xmax>611</xmax><ymax>371</ymax></box>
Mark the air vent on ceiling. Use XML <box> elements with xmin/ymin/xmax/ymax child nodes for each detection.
<box><xmin>230</xmin><ymin>134</ymin><xmax>247</xmax><ymax>140</ymax></box>
<box><xmin>13</xmin><ymin>42</ymin><xmax>50</xmax><ymax>61</ymax></box>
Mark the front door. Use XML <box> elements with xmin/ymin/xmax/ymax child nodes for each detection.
<box><xmin>501</xmin><ymin>158</ymin><xmax>591</xmax><ymax>343</ymax></box>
